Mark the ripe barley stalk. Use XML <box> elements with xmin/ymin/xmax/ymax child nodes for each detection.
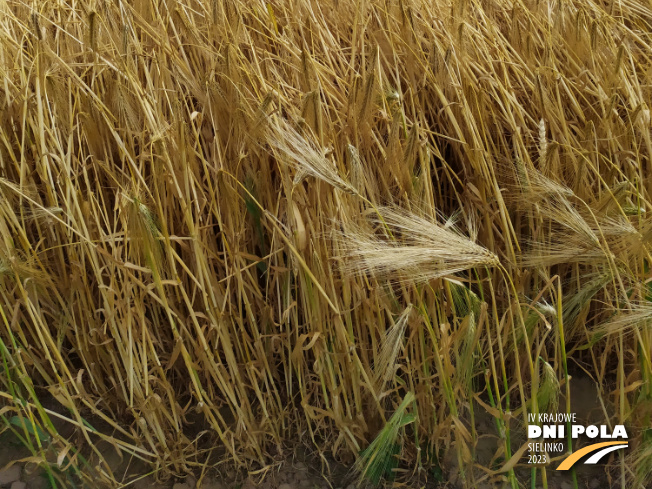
<box><xmin>0</xmin><ymin>0</ymin><xmax>651</xmax><ymax>488</ymax></box>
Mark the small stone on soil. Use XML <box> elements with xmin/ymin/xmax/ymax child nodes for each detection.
<box><xmin>0</xmin><ymin>465</ymin><xmax>21</xmax><ymax>485</ymax></box>
<box><xmin>10</xmin><ymin>482</ymin><xmax>26</xmax><ymax>489</ymax></box>
<box><xmin>198</xmin><ymin>477</ymin><xmax>224</xmax><ymax>489</ymax></box>
<box><xmin>241</xmin><ymin>477</ymin><xmax>256</xmax><ymax>489</ymax></box>
<box><xmin>173</xmin><ymin>483</ymin><xmax>193</xmax><ymax>489</ymax></box>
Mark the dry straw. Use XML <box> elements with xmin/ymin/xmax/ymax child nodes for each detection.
<box><xmin>0</xmin><ymin>0</ymin><xmax>651</xmax><ymax>488</ymax></box>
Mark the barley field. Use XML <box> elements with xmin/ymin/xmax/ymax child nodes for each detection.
<box><xmin>0</xmin><ymin>0</ymin><xmax>651</xmax><ymax>488</ymax></box>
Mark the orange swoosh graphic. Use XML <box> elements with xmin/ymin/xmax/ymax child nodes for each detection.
<box><xmin>557</xmin><ymin>441</ymin><xmax>628</xmax><ymax>470</ymax></box>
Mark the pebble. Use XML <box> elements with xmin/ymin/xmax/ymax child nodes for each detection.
<box><xmin>199</xmin><ymin>478</ymin><xmax>224</xmax><ymax>489</ymax></box>
<box><xmin>10</xmin><ymin>482</ymin><xmax>27</xmax><ymax>489</ymax></box>
<box><xmin>173</xmin><ymin>483</ymin><xmax>193</xmax><ymax>489</ymax></box>
<box><xmin>279</xmin><ymin>484</ymin><xmax>293</xmax><ymax>489</ymax></box>
<box><xmin>241</xmin><ymin>477</ymin><xmax>256</xmax><ymax>489</ymax></box>
<box><xmin>0</xmin><ymin>465</ymin><xmax>21</xmax><ymax>485</ymax></box>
